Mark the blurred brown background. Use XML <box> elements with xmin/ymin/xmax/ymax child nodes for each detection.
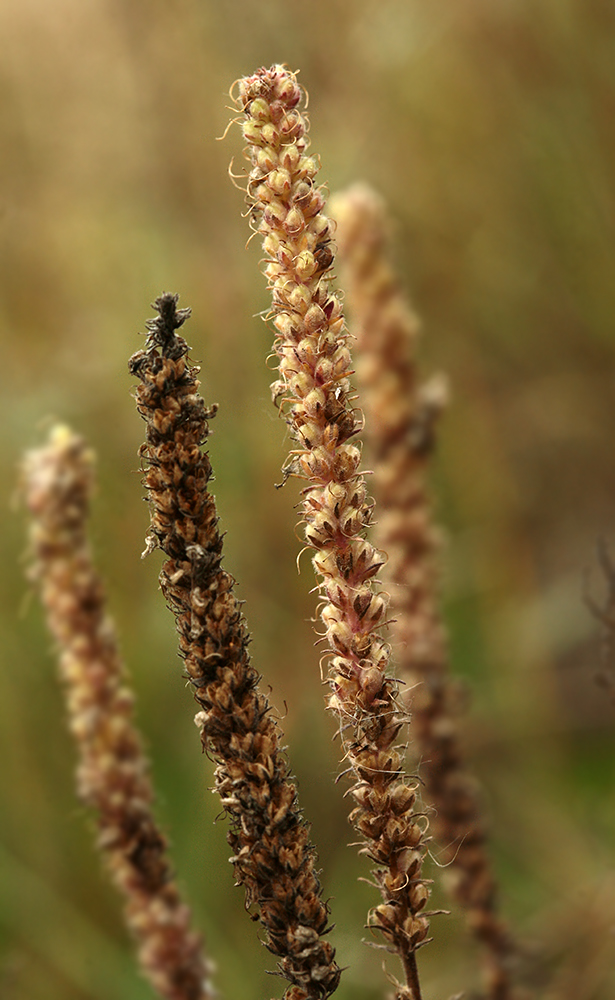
<box><xmin>1</xmin><ymin>1</ymin><xmax>615</xmax><ymax>998</ymax></box>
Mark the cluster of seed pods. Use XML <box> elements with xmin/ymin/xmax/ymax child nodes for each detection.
<box><xmin>130</xmin><ymin>294</ymin><xmax>341</xmax><ymax>1000</ymax></box>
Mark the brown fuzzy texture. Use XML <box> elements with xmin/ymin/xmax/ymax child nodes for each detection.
<box><xmin>234</xmin><ymin>67</ymin><xmax>434</xmax><ymax>1000</ymax></box>
<box><xmin>129</xmin><ymin>292</ymin><xmax>340</xmax><ymax>1000</ymax></box>
<box><xmin>332</xmin><ymin>183</ymin><xmax>514</xmax><ymax>1000</ymax></box>
<box><xmin>22</xmin><ymin>425</ymin><xmax>213</xmax><ymax>1000</ymax></box>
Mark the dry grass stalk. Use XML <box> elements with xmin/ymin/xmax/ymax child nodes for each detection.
<box><xmin>129</xmin><ymin>292</ymin><xmax>340</xmax><ymax>1000</ymax></box>
<box><xmin>331</xmin><ymin>184</ymin><xmax>513</xmax><ymax>1000</ymax></box>
<box><xmin>21</xmin><ymin>424</ymin><xmax>213</xmax><ymax>1000</ymax></box>
<box><xmin>233</xmin><ymin>66</ymin><xmax>434</xmax><ymax>1000</ymax></box>
<box><xmin>586</xmin><ymin>539</ymin><xmax>615</xmax><ymax>709</ymax></box>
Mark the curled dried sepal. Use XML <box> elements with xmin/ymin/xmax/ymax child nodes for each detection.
<box><xmin>333</xmin><ymin>183</ymin><xmax>514</xmax><ymax>1000</ymax></box>
<box><xmin>22</xmin><ymin>425</ymin><xmax>214</xmax><ymax>1000</ymax></box>
<box><xmin>131</xmin><ymin>293</ymin><xmax>340</xmax><ymax>1000</ymax></box>
<box><xmin>233</xmin><ymin>67</ymin><xmax>432</xmax><ymax>1000</ymax></box>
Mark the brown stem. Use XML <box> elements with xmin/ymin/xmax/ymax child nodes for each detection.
<box><xmin>403</xmin><ymin>951</ymin><xmax>424</xmax><ymax>1000</ymax></box>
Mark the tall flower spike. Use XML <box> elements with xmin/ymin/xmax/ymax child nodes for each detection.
<box><xmin>22</xmin><ymin>425</ymin><xmax>213</xmax><ymax>1000</ymax></box>
<box><xmin>332</xmin><ymin>183</ymin><xmax>514</xmax><ymax>1000</ymax></box>
<box><xmin>130</xmin><ymin>293</ymin><xmax>341</xmax><ymax>1000</ymax></box>
<box><xmin>233</xmin><ymin>67</ymin><xmax>433</xmax><ymax>1000</ymax></box>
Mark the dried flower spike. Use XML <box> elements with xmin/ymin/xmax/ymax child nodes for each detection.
<box><xmin>233</xmin><ymin>67</ymin><xmax>433</xmax><ymax>1000</ymax></box>
<box><xmin>332</xmin><ymin>183</ymin><xmax>513</xmax><ymax>1000</ymax></box>
<box><xmin>22</xmin><ymin>424</ymin><xmax>213</xmax><ymax>1000</ymax></box>
<box><xmin>130</xmin><ymin>292</ymin><xmax>340</xmax><ymax>1000</ymax></box>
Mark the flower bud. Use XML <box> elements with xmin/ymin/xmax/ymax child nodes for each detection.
<box><xmin>262</xmin><ymin>199</ymin><xmax>287</xmax><ymax>227</ymax></box>
<box><xmin>303</xmin><ymin>387</ymin><xmax>326</xmax><ymax>417</ymax></box>
<box><xmin>340</xmin><ymin>507</ymin><xmax>363</xmax><ymax>537</ymax></box>
<box><xmin>255</xmin><ymin>145</ymin><xmax>278</xmax><ymax>173</ymax></box>
<box><xmin>287</xmin><ymin>370</ymin><xmax>313</xmax><ymax>397</ymax></box>
<box><xmin>268</xmin><ymin>168</ymin><xmax>292</xmax><ymax>196</ymax></box>
<box><xmin>372</xmin><ymin>903</ymin><xmax>397</xmax><ymax>931</ymax></box>
<box><xmin>359</xmin><ymin>666</ymin><xmax>384</xmax><ymax>705</ymax></box>
<box><xmin>312</xmin><ymin>549</ymin><xmax>337</xmax><ymax>578</ymax></box>
<box><xmin>327</xmin><ymin>620</ymin><xmax>353</xmax><ymax>654</ymax></box>
<box><xmin>260</xmin><ymin>123</ymin><xmax>278</xmax><ymax>146</ymax></box>
<box><xmin>404</xmin><ymin>914</ymin><xmax>429</xmax><ymax>946</ymax></box>
<box><xmin>305</xmin><ymin>303</ymin><xmax>327</xmax><ymax>333</ymax></box>
<box><xmin>389</xmin><ymin>783</ymin><xmax>416</xmax><ymax>816</ymax></box>
<box><xmin>299</xmin><ymin>155</ymin><xmax>319</xmax><ymax>181</ymax></box>
<box><xmin>279</xmin><ymin>144</ymin><xmax>301</xmax><ymax>173</ymax></box>
<box><xmin>279</xmin><ymin>109</ymin><xmax>301</xmax><ymax>137</ymax></box>
<box><xmin>248</xmin><ymin>97</ymin><xmax>270</xmax><ymax>121</ymax></box>
<box><xmin>277</xmin><ymin>73</ymin><xmax>301</xmax><ymax>107</ymax></box>
<box><xmin>409</xmin><ymin>883</ymin><xmax>429</xmax><ymax>913</ymax></box>
<box><xmin>294</xmin><ymin>250</ymin><xmax>317</xmax><ymax>281</ymax></box>
<box><xmin>242</xmin><ymin>120</ymin><xmax>262</xmax><ymax>145</ymax></box>
<box><xmin>287</xmin><ymin>284</ymin><xmax>311</xmax><ymax>313</ymax></box>
<box><xmin>263</xmin><ymin>232</ymin><xmax>281</xmax><ymax>257</ymax></box>
<box><xmin>332</xmin><ymin>444</ymin><xmax>361</xmax><ymax>482</ymax></box>
<box><xmin>284</xmin><ymin>206</ymin><xmax>305</xmax><ymax>236</ymax></box>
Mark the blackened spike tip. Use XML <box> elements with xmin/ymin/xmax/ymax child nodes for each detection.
<box><xmin>142</xmin><ymin>292</ymin><xmax>192</xmax><ymax>359</ymax></box>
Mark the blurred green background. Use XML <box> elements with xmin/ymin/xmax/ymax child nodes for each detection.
<box><xmin>1</xmin><ymin>1</ymin><xmax>615</xmax><ymax>998</ymax></box>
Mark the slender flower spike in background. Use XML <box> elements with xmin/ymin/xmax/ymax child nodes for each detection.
<box><xmin>22</xmin><ymin>425</ymin><xmax>213</xmax><ymax>1000</ymax></box>
<box><xmin>332</xmin><ymin>184</ymin><xmax>514</xmax><ymax>1000</ymax></box>
<box><xmin>233</xmin><ymin>65</ymin><xmax>433</xmax><ymax>1000</ymax></box>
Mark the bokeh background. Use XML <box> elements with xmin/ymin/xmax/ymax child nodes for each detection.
<box><xmin>1</xmin><ymin>1</ymin><xmax>615</xmax><ymax>998</ymax></box>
